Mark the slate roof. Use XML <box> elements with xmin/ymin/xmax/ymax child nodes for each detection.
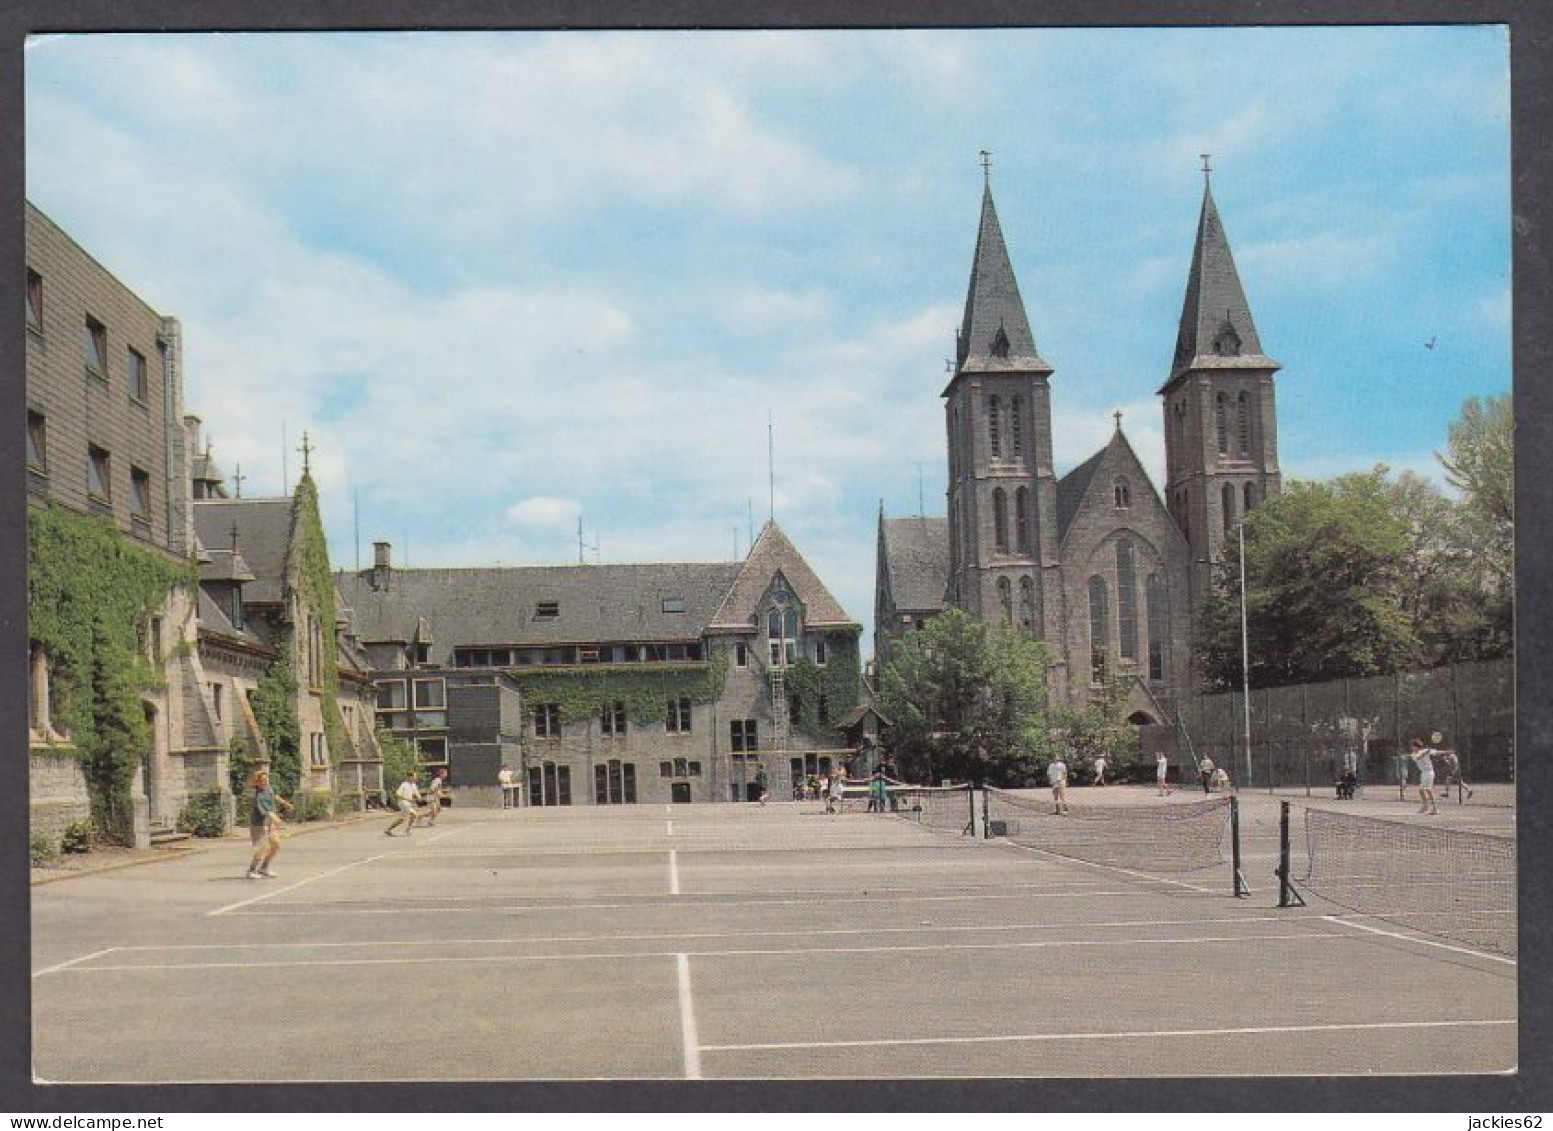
<box><xmin>707</xmin><ymin>522</ymin><xmax>857</xmax><ymax>631</ymax></box>
<box><xmin>193</xmin><ymin>497</ymin><xmax>295</xmax><ymax>604</ymax></box>
<box><xmin>955</xmin><ymin>183</ymin><xmax>1053</xmax><ymax>376</ymax></box>
<box><xmin>197</xmin><ymin>590</ymin><xmax>275</xmax><ymax>650</ymax></box>
<box><xmin>198</xmin><ymin>547</ymin><xmax>256</xmax><ymax>585</ymax></box>
<box><xmin>342</xmin><ymin>561</ymin><xmax>746</xmax><ymax>653</ymax></box>
<box><xmin>879</xmin><ymin>516</ymin><xmax>950</xmax><ymax>613</ymax></box>
<box><xmin>1056</xmin><ymin>448</ymin><xmax>1109</xmax><ymax>541</ymax></box>
<box><xmin>1165</xmin><ymin>179</ymin><xmax>1279</xmax><ymax>388</ymax></box>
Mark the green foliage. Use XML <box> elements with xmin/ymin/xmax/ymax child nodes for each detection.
<box><xmin>1054</xmin><ymin>671</ymin><xmax>1142</xmax><ymax>779</ymax></box>
<box><xmin>30</xmin><ymin>832</ymin><xmax>58</xmax><ymax>867</ymax></box>
<box><xmin>1437</xmin><ymin>394</ymin><xmax>1513</xmax><ymax>588</ymax></box>
<box><xmin>508</xmin><ymin>651</ymin><xmax>728</xmax><ymax>726</ymax></box>
<box><xmin>783</xmin><ymin>633</ymin><xmax>863</xmax><ymax>736</ymax></box>
<box><xmin>291</xmin><ymin>475</ymin><xmax>352</xmax><ymax>780</ymax></box>
<box><xmin>60</xmin><ymin>821</ymin><xmax>93</xmax><ymax>855</ymax></box>
<box><xmin>377</xmin><ymin>730</ymin><xmax>420</xmax><ymax>798</ymax></box>
<box><xmin>290</xmin><ymin>791</ymin><xmax>334</xmax><ymax>823</ymax></box>
<box><xmin>251</xmin><ymin>644</ymin><xmax>301</xmax><ymax>798</ymax></box>
<box><xmin>228</xmin><ymin>734</ymin><xmax>258</xmax><ymax>809</ymax></box>
<box><xmin>876</xmin><ymin>608</ymin><xmax>1055</xmax><ymax>786</ymax></box>
<box><xmin>27</xmin><ymin>505</ymin><xmax>194</xmax><ymax>842</ymax></box>
<box><xmin>176</xmin><ymin>789</ymin><xmax>231</xmax><ymax>837</ymax></box>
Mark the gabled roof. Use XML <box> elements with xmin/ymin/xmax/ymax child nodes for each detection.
<box><xmin>1056</xmin><ymin>425</ymin><xmax>1176</xmax><ymax>544</ymax></box>
<box><xmin>343</xmin><ymin>561</ymin><xmax>745</xmax><ymax>652</ymax></box>
<box><xmin>1164</xmin><ymin>178</ymin><xmax>1280</xmax><ymax>389</ymax></box>
<box><xmin>198</xmin><ymin>547</ymin><xmax>256</xmax><ymax>585</ymax></box>
<box><xmin>954</xmin><ymin>183</ymin><xmax>1053</xmax><ymax>377</ymax></box>
<box><xmin>708</xmin><ymin>521</ymin><xmax>856</xmax><ymax>631</ymax></box>
<box><xmin>1056</xmin><ymin>448</ymin><xmax>1109</xmax><ymax>540</ymax></box>
<box><xmin>193</xmin><ymin>497</ymin><xmax>295</xmax><ymax>604</ymax></box>
<box><xmin>879</xmin><ymin>516</ymin><xmax>950</xmax><ymax>613</ymax></box>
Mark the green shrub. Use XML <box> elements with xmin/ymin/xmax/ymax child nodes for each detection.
<box><xmin>60</xmin><ymin>821</ymin><xmax>93</xmax><ymax>855</ymax></box>
<box><xmin>30</xmin><ymin>832</ymin><xmax>58</xmax><ymax>867</ymax></box>
<box><xmin>289</xmin><ymin>791</ymin><xmax>334</xmax><ymax>823</ymax></box>
<box><xmin>176</xmin><ymin>789</ymin><xmax>230</xmax><ymax>838</ymax></box>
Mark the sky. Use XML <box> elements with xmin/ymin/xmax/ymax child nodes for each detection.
<box><xmin>24</xmin><ymin>27</ymin><xmax>1511</xmax><ymax>658</ymax></box>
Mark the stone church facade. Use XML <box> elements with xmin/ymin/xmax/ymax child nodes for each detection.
<box><xmin>876</xmin><ymin>169</ymin><xmax>1284</xmax><ymax>728</ymax></box>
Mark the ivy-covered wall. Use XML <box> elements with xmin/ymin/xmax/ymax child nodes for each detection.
<box><xmin>28</xmin><ymin>504</ymin><xmax>195</xmax><ymax>840</ymax></box>
<box><xmin>784</xmin><ymin>632</ymin><xmax>863</xmax><ymax>735</ymax></box>
<box><xmin>508</xmin><ymin>650</ymin><xmax>729</xmax><ymax>725</ymax></box>
<box><xmin>289</xmin><ymin>473</ymin><xmax>350</xmax><ymax>790</ymax></box>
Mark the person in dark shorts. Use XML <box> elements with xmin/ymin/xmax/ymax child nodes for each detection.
<box><xmin>1198</xmin><ymin>755</ymin><xmax>1216</xmax><ymax>795</ymax></box>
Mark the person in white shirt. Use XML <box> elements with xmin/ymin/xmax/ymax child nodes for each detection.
<box><xmin>1409</xmin><ymin>738</ymin><xmax>1439</xmax><ymax>815</ymax></box>
<box><xmin>1047</xmin><ymin>756</ymin><xmax>1069</xmax><ymax>815</ymax></box>
<box><xmin>827</xmin><ymin>769</ymin><xmax>846</xmax><ymax>815</ymax></box>
<box><xmin>1155</xmin><ymin>751</ymin><xmax>1172</xmax><ymax>796</ymax></box>
<box><xmin>423</xmin><ymin>767</ymin><xmax>448</xmax><ymax>826</ymax></box>
<box><xmin>384</xmin><ymin>772</ymin><xmax>424</xmax><ymax>836</ymax></box>
<box><xmin>1198</xmin><ymin>755</ymin><xmax>1216</xmax><ymax>794</ymax></box>
<box><xmin>1092</xmin><ymin>755</ymin><xmax>1108</xmax><ymax>786</ymax></box>
<box><xmin>498</xmin><ymin>764</ymin><xmax>515</xmax><ymax>809</ymax></box>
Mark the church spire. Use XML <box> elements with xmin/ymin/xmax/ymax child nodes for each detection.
<box><xmin>1167</xmin><ymin>163</ymin><xmax>1277</xmax><ymax>382</ymax></box>
<box><xmin>956</xmin><ymin>176</ymin><xmax>1050</xmax><ymax>375</ymax></box>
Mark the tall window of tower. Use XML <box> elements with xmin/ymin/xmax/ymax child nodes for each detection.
<box><xmin>1237</xmin><ymin>391</ymin><xmax>1250</xmax><ymax>456</ymax></box>
<box><xmin>988</xmin><ymin>396</ymin><xmax>1001</xmax><ymax>457</ymax></box>
<box><xmin>1215</xmin><ymin>393</ymin><xmax>1228</xmax><ymax>454</ymax></box>
<box><xmin>1174</xmin><ymin>401</ymin><xmax>1187</xmax><ymax>467</ymax></box>
<box><xmin>1146</xmin><ymin>573</ymin><xmax>1167</xmax><ymax>682</ymax></box>
<box><xmin>1222</xmin><ymin>483</ymin><xmax>1237</xmax><ymax>534</ymax></box>
<box><xmin>1116</xmin><ymin>539</ymin><xmax>1138</xmax><ymax>661</ymax></box>
<box><xmin>1181</xmin><ymin>489</ymin><xmax>1191</xmax><ymax>545</ymax></box>
<box><xmin>997</xmin><ymin>576</ymin><xmax>1013</xmax><ymax>625</ymax></box>
<box><xmin>1088</xmin><ymin>576</ymin><xmax>1110</xmax><ymax>684</ymax></box>
<box><xmin>1015</xmin><ymin>487</ymin><xmax>1031</xmax><ymax>553</ymax></box>
<box><xmin>993</xmin><ymin>488</ymin><xmax>1009</xmax><ymax>552</ymax></box>
<box><xmin>1244</xmin><ymin>481</ymin><xmax>1257</xmax><ymax>514</ymax></box>
<box><xmin>1019</xmin><ymin>576</ymin><xmax>1036</xmax><ymax>634</ymax></box>
<box><xmin>1011</xmin><ymin>396</ymin><xmax>1023</xmax><ymax>455</ymax></box>
<box><xmin>1114</xmin><ymin>478</ymin><xmax>1131</xmax><ymax>508</ymax></box>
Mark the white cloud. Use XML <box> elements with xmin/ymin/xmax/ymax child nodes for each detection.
<box><xmin>505</xmin><ymin>497</ymin><xmax>583</xmax><ymax>529</ymax></box>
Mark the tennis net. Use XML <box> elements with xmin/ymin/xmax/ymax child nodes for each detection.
<box><xmin>837</xmin><ymin>781</ymin><xmax>974</xmax><ymax>833</ymax></box>
<box><xmin>983</xmin><ymin>787</ymin><xmax>1232</xmax><ymax>873</ymax></box>
<box><xmin>1297</xmin><ymin>807</ymin><xmax>1516</xmax><ymax>957</ymax></box>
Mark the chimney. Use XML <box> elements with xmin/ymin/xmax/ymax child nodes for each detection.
<box><xmin>371</xmin><ymin>541</ymin><xmax>392</xmax><ymax>591</ymax></box>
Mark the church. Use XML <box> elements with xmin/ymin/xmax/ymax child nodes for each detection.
<box><xmin>875</xmin><ymin>164</ymin><xmax>1285</xmax><ymax>731</ymax></box>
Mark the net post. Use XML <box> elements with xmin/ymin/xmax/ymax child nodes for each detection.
<box><xmin>1277</xmin><ymin>800</ymin><xmax>1296</xmax><ymax>907</ymax></box>
<box><xmin>1230</xmin><ymin>796</ymin><xmax>1247</xmax><ymax>898</ymax></box>
<box><xmin>982</xmin><ymin>786</ymin><xmax>991</xmax><ymax>839</ymax></box>
<box><xmin>967</xmin><ymin>782</ymin><xmax>977</xmax><ymax>837</ymax></box>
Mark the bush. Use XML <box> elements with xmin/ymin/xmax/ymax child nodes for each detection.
<box><xmin>176</xmin><ymin>789</ymin><xmax>230</xmax><ymax>838</ymax></box>
<box><xmin>289</xmin><ymin>791</ymin><xmax>334</xmax><ymax>823</ymax></box>
<box><xmin>30</xmin><ymin>832</ymin><xmax>58</xmax><ymax>867</ymax></box>
<box><xmin>60</xmin><ymin>821</ymin><xmax>93</xmax><ymax>855</ymax></box>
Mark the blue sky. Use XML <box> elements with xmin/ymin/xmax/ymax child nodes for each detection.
<box><xmin>25</xmin><ymin>28</ymin><xmax>1510</xmax><ymax>656</ymax></box>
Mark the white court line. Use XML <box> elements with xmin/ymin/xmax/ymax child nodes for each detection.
<box><xmin>667</xmin><ymin>820</ymin><xmax>674</xmax><ymax>837</ymax></box>
<box><xmin>995</xmin><ymin>840</ymin><xmax>1219</xmax><ymax>895</ymax></box>
<box><xmin>699</xmin><ymin>1017</ymin><xmax>1515</xmax><ymax>1054</ymax></box>
<box><xmin>41</xmin><ymin>931</ymin><xmax>1350</xmax><ymax>974</ymax></box>
<box><xmin>669</xmin><ymin>850</ymin><xmax>680</xmax><ymax>895</ymax></box>
<box><xmin>33</xmin><ymin>947</ymin><xmax>119</xmax><ymax>978</ymax></box>
<box><xmin>207</xmin><ymin>854</ymin><xmax>389</xmax><ymax>918</ymax></box>
<box><xmin>1322</xmin><ymin>915</ymin><xmax>1517</xmax><ymax>966</ymax></box>
<box><xmin>677</xmin><ymin>953</ymin><xmax>701</xmax><ymax>1080</ymax></box>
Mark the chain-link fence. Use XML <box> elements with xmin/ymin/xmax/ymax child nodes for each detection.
<box><xmin>1175</xmin><ymin>658</ymin><xmax>1513</xmax><ymax>793</ymax></box>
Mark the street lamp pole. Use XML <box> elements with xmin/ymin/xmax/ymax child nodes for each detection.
<box><xmin>1238</xmin><ymin>520</ymin><xmax>1254</xmax><ymax>790</ymax></box>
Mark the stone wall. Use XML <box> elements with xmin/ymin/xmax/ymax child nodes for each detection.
<box><xmin>29</xmin><ymin>748</ymin><xmax>90</xmax><ymax>846</ymax></box>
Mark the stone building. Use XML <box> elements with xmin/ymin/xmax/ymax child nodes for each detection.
<box><xmin>875</xmin><ymin>168</ymin><xmax>1284</xmax><ymax>731</ymax></box>
<box><xmin>343</xmin><ymin>522</ymin><xmax>862</xmax><ymax>805</ymax></box>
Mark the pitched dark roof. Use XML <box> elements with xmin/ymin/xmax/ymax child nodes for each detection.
<box><xmin>708</xmin><ymin>522</ymin><xmax>856</xmax><ymax>630</ymax></box>
<box><xmin>1165</xmin><ymin>179</ymin><xmax>1279</xmax><ymax>388</ymax></box>
<box><xmin>1056</xmin><ymin>448</ymin><xmax>1109</xmax><ymax>541</ymax></box>
<box><xmin>879</xmin><ymin>516</ymin><xmax>950</xmax><ymax>613</ymax></box>
<box><xmin>342</xmin><ymin>561</ymin><xmax>746</xmax><ymax>654</ymax></box>
<box><xmin>956</xmin><ymin>183</ymin><xmax>1052</xmax><ymax>376</ymax></box>
<box><xmin>193</xmin><ymin>497</ymin><xmax>295</xmax><ymax>604</ymax></box>
<box><xmin>1056</xmin><ymin>426</ymin><xmax>1177</xmax><ymax>544</ymax></box>
<box><xmin>198</xmin><ymin>547</ymin><xmax>256</xmax><ymax>585</ymax></box>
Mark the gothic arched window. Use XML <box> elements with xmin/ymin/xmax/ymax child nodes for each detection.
<box><xmin>1011</xmin><ymin>396</ymin><xmax>1023</xmax><ymax>456</ymax></box>
<box><xmin>1019</xmin><ymin>575</ymin><xmax>1036</xmax><ymax>634</ymax></box>
<box><xmin>997</xmin><ymin>576</ymin><xmax>1013</xmax><ymax>625</ymax></box>
<box><xmin>1114</xmin><ymin>478</ymin><xmax>1131</xmax><ymax>508</ymax></box>
<box><xmin>1088</xmin><ymin>575</ymin><xmax>1110</xmax><ymax>684</ymax></box>
<box><xmin>1015</xmin><ymin>487</ymin><xmax>1031</xmax><ymax>553</ymax></box>
<box><xmin>988</xmin><ymin>395</ymin><xmax>1002</xmax><ymax>458</ymax></box>
<box><xmin>1222</xmin><ymin>483</ymin><xmax>1237</xmax><ymax>535</ymax></box>
<box><xmin>1146</xmin><ymin>573</ymin><xmax>1167</xmax><ymax>682</ymax></box>
<box><xmin>1215</xmin><ymin>393</ymin><xmax>1228</xmax><ymax>454</ymax></box>
<box><xmin>1244</xmin><ymin>481</ymin><xmax>1257</xmax><ymax>514</ymax></box>
<box><xmin>1117</xmin><ymin>539</ymin><xmax>1138</xmax><ymax>661</ymax></box>
<box><xmin>1237</xmin><ymin>390</ymin><xmax>1251</xmax><ymax>456</ymax></box>
<box><xmin>993</xmin><ymin>487</ymin><xmax>1009</xmax><ymax>552</ymax></box>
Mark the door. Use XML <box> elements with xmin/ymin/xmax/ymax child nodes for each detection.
<box><xmin>671</xmin><ymin>782</ymin><xmax>691</xmax><ymax>804</ymax></box>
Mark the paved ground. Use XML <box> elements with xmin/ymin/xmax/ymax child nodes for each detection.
<box><xmin>31</xmin><ymin>789</ymin><xmax>1516</xmax><ymax>1083</ymax></box>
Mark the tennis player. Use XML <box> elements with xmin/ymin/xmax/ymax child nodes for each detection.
<box><xmin>1408</xmin><ymin>737</ymin><xmax>1439</xmax><ymax>815</ymax></box>
<box><xmin>1047</xmin><ymin>755</ymin><xmax>1070</xmax><ymax>815</ymax></box>
<box><xmin>246</xmin><ymin>769</ymin><xmax>292</xmax><ymax>879</ymax></box>
<box><xmin>384</xmin><ymin>771</ymin><xmax>424</xmax><ymax>836</ymax></box>
<box><xmin>1155</xmin><ymin>751</ymin><xmax>1172</xmax><ymax>796</ymax></box>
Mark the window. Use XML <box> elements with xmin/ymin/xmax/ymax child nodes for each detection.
<box><xmin>1237</xmin><ymin>391</ymin><xmax>1250</xmax><ymax>456</ymax></box>
<box><xmin>84</xmin><ymin>316</ymin><xmax>107</xmax><ymax>376</ymax></box>
<box><xmin>1222</xmin><ymin>483</ymin><xmax>1237</xmax><ymax>535</ymax></box>
<box><xmin>1215</xmin><ymin>393</ymin><xmax>1228</xmax><ymax>454</ymax></box>
<box><xmin>127</xmin><ymin>348</ymin><xmax>148</xmax><ymax>403</ymax></box>
<box><xmin>813</xmin><ymin>636</ymin><xmax>827</xmax><ymax>666</ymax></box>
<box><xmin>417</xmin><ymin>737</ymin><xmax>448</xmax><ymax>765</ymax></box>
<box><xmin>998</xmin><ymin>576</ymin><xmax>1013</xmax><ymax>624</ymax></box>
<box><xmin>530</xmin><ymin>761</ymin><xmax>572</xmax><ymax>807</ymax></box>
<box><xmin>413</xmin><ymin>678</ymin><xmax>445</xmax><ymax>708</ymax></box>
<box><xmin>730</xmin><ymin>719</ymin><xmax>759</xmax><ymax>752</ymax></box>
<box><xmin>26</xmin><ymin>411</ymin><xmax>46</xmax><ymax>472</ymax></box>
<box><xmin>535</xmin><ymin>601</ymin><xmax>559</xmax><ymax>619</ymax></box>
<box><xmin>1011</xmin><ymin>396</ymin><xmax>1023</xmax><ymax>455</ymax></box>
<box><xmin>1244</xmin><ymin>481</ymin><xmax>1257</xmax><ymax>514</ymax></box>
<box><xmin>1015</xmin><ymin>487</ymin><xmax>1031</xmax><ymax>553</ymax></box>
<box><xmin>26</xmin><ymin>269</ymin><xmax>42</xmax><ymax>332</ymax></box>
<box><xmin>993</xmin><ymin>487</ymin><xmax>1008</xmax><ymax>552</ymax></box>
<box><xmin>377</xmin><ymin>680</ymin><xmax>408</xmax><ymax>711</ymax></box>
<box><xmin>666</xmin><ymin>697</ymin><xmax>692</xmax><ymax>734</ymax></box>
<box><xmin>1146</xmin><ymin>574</ymin><xmax>1167</xmax><ymax>682</ymax></box>
<box><xmin>660</xmin><ymin>761</ymin><xmax>673</xmax><ymax>778</ymax></box>
<box><xmin>688</xmin><ymin>761</ymin><xmax>701</xmax><ymax>777</ymax></box>
<box><xmin>674</xmin><ymin>757</ymin><xmax>689</xmax><ymax>777</ymax></box>
<box><xmin>129</xmin><ymin>467</ymin><xmax>151</xmax><ymax>523</ymax></box>
<box><xmin>1117</xmin><ymin>539</ymin><xmax>1138</xmax><ymax>661</ymax></box>
<box><xmin>309</xmin><ymin>732</ymin><xmax>329</xmax><ymax>768</ymax></box>
<box><xmin>601</xmin><ymin>700</ymin><xmax>626</xmax><ymax>736</ymax></box>
<box><xmin>595</xmin><ymin>760</ymin><xmax>637</xmax><ymax>804</ymax></box>
<box><xmin>767</xmin><ymin>607</ymin><xmax>798</xmax><ymax>666</ymax></box>
<box><xmin>1019</xmin><ymin>575</ymin><xmax>1036</xmax><ymax>635</ymax></box>
<box><xmin>988</xmin><ymin>395</ymin><xmax>1001</xmax><ymax>457</ymax></box>
<box><xmin>1114</xmin><ymin>478</ymin><xmax>1131</xmax><ymax>508</ymax></box>
<box><xmin>1088</xmin><ymin>575</ymin><xmax>1110</xmax><ymax>684</ymax></box>
<box><xmin>232</xmin><ymin>585</ymin><xmax>244</xmax><ymax>631</ymax></box>
<box><xmin>533</xmin><ymin>703</ymin><xmax>560</xmax><ymax>738</ymax></box>
<box><xmin>30</xmin><ymin>642</ymin><xmax>51</xmax><ymax>736</ymax></box>
<box><xmin>735</xmin><ymin>641</ymin><xmax>748</xmax><ymax>668</ymax></box>
<box><xmin>412</xmin><ymin>642</ymin><xmax>432</xmax><ymax>666</ymax></box>
<box><xmin>87</xmin><ymin>445</ymin><xmax>111</xmax><ymax>500</ymax></box>
<box><xmin>661</xmin><ymin>597</ymin><xmax>686</xmax><ymax>614</ymax></box>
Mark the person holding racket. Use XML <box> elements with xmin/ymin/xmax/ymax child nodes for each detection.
<box><xmin>1409</xmin><ymin>737</ymin><xmax>1440</xmax><ymax>816</ymax></box>
<box><xmin>246</xmin><ymin>769</ymin><xmax>292</xmax><ymax>879</ymax></box>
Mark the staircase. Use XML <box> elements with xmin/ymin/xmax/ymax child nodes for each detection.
<box><xmin>148</xmin><ymin>820</ymin><xmax>191</xmax><ymax>847</ymax></box>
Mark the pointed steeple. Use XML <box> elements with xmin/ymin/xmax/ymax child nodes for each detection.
<box><xmin>957</xmin><ymin>182</ymin><xmax>1051</xmax><ymax>375</ymax></box>
<box><xmin>1168</xmin><ymin>169</ymin><xmax>1278</xmax><ymax>383</ymax></box>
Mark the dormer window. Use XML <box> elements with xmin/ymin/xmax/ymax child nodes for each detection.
<box><xmin>661</xmin><ymin>597</ymin><xmax>686</xmax><ymax>614</ymax></box>
<box><xmin>990</xmin><ymin>325</ymin><xmax>1010</xmax><ymax>358</ymax></box>
<box><xmin>535</xmin><ymin>601</ymin><xmax>559</xmax><ymax>619</ymax></box>
<box><xmin>1213</xmin><ymin>320</ymin><xmax>1241</xmax><ymax>357</ymax></box>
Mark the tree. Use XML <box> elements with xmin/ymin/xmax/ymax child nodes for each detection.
<box><xmin>875</xmin><ymin>608</ymin><xmax>1055</xmax><ymax>786</ymax></box>
<box><xmin>1437</xmin><ymin>393</ymin><xmax>1513</xmax><ymax>589</ymax></box>
<box><xmin>1053</xmin><ymin>670</ymin><xmax>1142</xmax><ymax>779</ymax></box>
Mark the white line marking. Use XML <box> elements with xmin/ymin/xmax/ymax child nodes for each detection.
<box><xmin>669</xmin><ymin>850</ymin><xmax>680</xmax><ymax>896</ymax></box>
<box><xmin>667</xmin><ymin>820</ymin><xmax>674</xmax><ymax>838</ymax></box>
<box><xmin>1322</xmin><ymin>916</ymin><xmax>1517</xmax><ymax>966</ymax></box>
<box><xmin>44</xmin><ymin>931</ymin><xmax>1350</xmax><ymax>974</ymax></box>
<box><xmin>699</xmin><ymin>1018</ymin><xmax>1516</xmax><ymax>1054</ymax></box>
<box><xmin>665</xmin><ymin>804</ymin><xmax>672</xmax><ymax>816</ymax></box>
<box><xmin>33</xmin><ymin>948</ymin><xmax>118</xmax><ymax>978</ymax></box>
<box><xmin>206</xmin><ymin>854</ymin><xmax>389</xmax><ymax>918</ymax></box>
<box><xmin>677</xmin><ymin>953</ymin><xmax>701</xmax><ymax>1079</ymax></box>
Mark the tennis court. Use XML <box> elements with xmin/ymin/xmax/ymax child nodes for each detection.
<box><xmin>31</xmin><ymin>789</ymin><xmax>1516</xmax><ymax>1082</ymax></box>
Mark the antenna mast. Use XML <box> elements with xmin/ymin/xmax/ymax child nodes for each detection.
<box><xmin>767</xmin><ymin>410</ymin><xmax>775</xmax><ymax>523</ymax></box>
